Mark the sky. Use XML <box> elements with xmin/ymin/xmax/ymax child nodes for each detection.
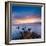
<box><xmin>11</xmin><ymin>4</ymin><xmax>41</xmax><ymax>24</ymax></box>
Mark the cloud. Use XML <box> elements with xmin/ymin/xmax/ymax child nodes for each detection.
<box><xmin>12</xmin><ymin>16</ymin><xmax>41</xmax><ymax>25</ymax></box>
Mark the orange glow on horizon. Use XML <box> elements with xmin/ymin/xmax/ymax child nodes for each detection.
<box><xmin>12</xmin><ymin>17</ymin><xmax>41</xmax><ymax>24</ymax></box>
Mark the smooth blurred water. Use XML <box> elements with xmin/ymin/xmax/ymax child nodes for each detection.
<box><xmin>11</xmin><ymin>23</ymin><xmax>41</xmax><ymax>40</ymax></box>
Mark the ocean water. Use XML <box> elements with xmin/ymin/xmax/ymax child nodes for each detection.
<box><xmin>11</xmin><ymin>23</ymin><xmax>41</xmax><ymax>40</ymax></box>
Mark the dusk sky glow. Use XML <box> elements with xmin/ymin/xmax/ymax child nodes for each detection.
<box><xmin>11</xmin><ymin>4</ymin><xmax>41</xmax><ymax>24</ymax></box>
